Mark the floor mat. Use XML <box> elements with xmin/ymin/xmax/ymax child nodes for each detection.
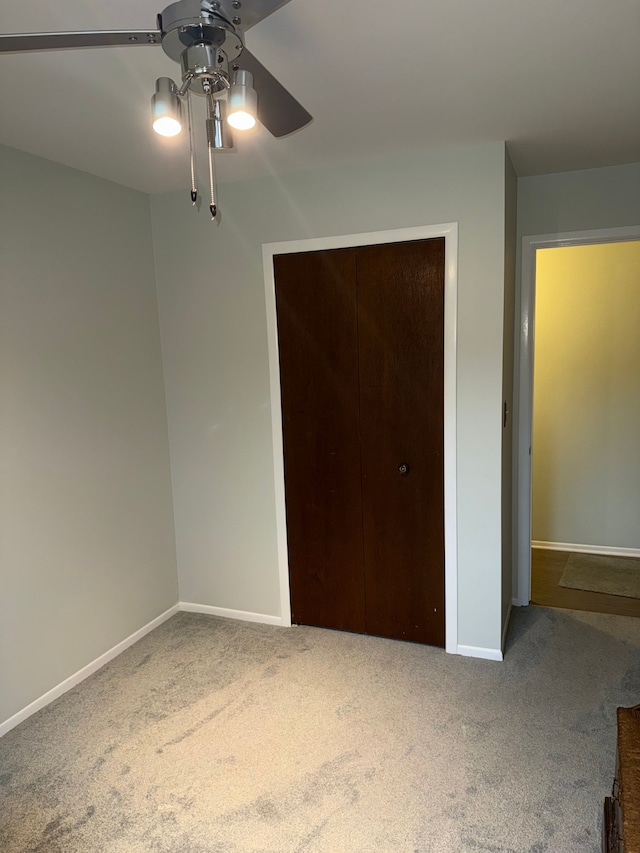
<box><xmin>559</xmin><ymin>552</ymin><xmax>640</xmax><ymax>599</ymax></box>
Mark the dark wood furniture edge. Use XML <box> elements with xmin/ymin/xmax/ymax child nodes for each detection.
<box><xmin>604</xmin><ymin>704</ymin><xmax>640</xmax><ymax>852</ymax></box>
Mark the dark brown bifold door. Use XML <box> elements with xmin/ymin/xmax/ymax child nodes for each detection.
<box><xmin>274</xmin><ymin>238</ymin><xmax>445</xmax><ymax>647</ymax></box>
<box><xmin>355</xmin><ymin>239</ymin><xmax>445</xmax><ymax>646</ymax></box>
<box><xmin>274</xmin><ymin>249</ymin><xmax>366</xmax><ymax>632</ymax></box>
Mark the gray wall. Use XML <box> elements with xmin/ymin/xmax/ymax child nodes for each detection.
<box><xmin>151</xmin><ymin>142</ymin><xmax>510</xmax><ymax>653</ymax></box>
<box><xmin>0</xmin><ymin>145</ymin><xmax>178</xmax><ymax>726</ymax></box>
<box><xmin>517</xmin><ymin>163</ymin><xmax>640</xmax><ymax>238</ymax></box>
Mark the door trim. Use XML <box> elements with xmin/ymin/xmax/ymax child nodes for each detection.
<box><xmin>514</xmin><ymin>225</ymin><xmax>640</xmax><ymax>607</ymax></box>
<box><xmin>263</xmin><ymin>223</ymin><xmax>459</xmax><ymax>653</ymax></box>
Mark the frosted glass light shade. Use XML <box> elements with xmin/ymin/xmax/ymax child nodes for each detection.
<box><xmin>153</xmin><ymin>115</ymin><xmax>182</xmax><ymax>137</ymax></box>
<box><xmin>227</xmin><ymin>110</ymin><xmax>256</xmax><ymax>130</ymax></box>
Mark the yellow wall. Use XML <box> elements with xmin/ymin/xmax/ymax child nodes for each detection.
<box><xmin>532</xmin><ymin>240</ymin><xmax>640</xmax><ymax>549</ymax></box>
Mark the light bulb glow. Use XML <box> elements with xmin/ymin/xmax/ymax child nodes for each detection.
<box><xmin>227</xmin><ymin>69</ymin><xmax>257</xmax><ymax>132</ymax></box>
<box><xmin>151</xmin><ymin>78</ymin><xmax>182</xmax><ymax>138</ymax></box>
<box><xmin>227</xmin><ymin>110</ymin><xmax>256</xmax><ymax>131</ymax></box>
<box><xmin>153</xmin><ymin>116</ymin><xmax>182</xmax><ymax>137</ymax></box>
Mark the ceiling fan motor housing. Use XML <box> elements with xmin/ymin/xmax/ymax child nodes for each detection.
<box><xmin>159</xmin><ymin>0</ymin><xmax>243</xmax><ymax>64</ymax></box>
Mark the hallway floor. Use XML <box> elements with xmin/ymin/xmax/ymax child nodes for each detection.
<box><xmin>531</xmin><ymin>547</ymin><xmax>640</xmax><ymax>618</ymax></box>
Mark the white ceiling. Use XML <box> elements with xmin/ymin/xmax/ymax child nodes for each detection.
<box><xmin>0</xmin><ymin>0</ymin><xmax>639</xmax><ymax>194</ymax></box>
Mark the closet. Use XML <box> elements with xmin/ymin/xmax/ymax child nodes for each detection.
<box><xmin>274</xmin><ymin>237</ymin><xmax>445</xmax><ymax>646</ymax></box>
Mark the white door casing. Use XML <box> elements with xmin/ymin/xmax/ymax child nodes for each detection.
<box><xmin>514</xmin><ymin>225</ymin><xmax>640</xmax><ymax>606</ymax></box>
<box><xmin>262</xmin><ymin>224</ymin><xmax>460</xmax><ymax>653</ymax></box>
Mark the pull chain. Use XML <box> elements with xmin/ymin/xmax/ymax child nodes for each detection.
<box><xmin>206</xmin><ymin>92</ymin><xmax>218</xmax><ymax>220</ymax></box>
<box><xmin>186</xmin><ymin>91</ymin><xmax>198</xmax><ymax>205</ymax></box>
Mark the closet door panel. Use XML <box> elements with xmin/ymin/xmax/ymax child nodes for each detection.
<box><xmin>274</xmin><ymin>249</ymin><xmax>366</xmax><ymax>632</ymax></box>
<box><xmin>356</xmin><ymin>239</ymin><xmax>445</xmax><ymax>646</ymax></box>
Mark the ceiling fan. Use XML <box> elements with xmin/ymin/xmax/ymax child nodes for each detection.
<box><xmin>0</xmin><ymin>0</ymin><xmax>313</xmax><ymax>219</ymax></box>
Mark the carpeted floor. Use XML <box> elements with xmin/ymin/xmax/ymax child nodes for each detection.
<box><xmin>1</xmin><ymin>606</ymin><xmax>639</xmax><ymax>853</ymax></box>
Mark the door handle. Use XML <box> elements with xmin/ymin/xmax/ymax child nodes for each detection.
<box><xmin>398</xmin><ymin>463</ymin><xmax>410</xmax><ymax>476</ymax></box>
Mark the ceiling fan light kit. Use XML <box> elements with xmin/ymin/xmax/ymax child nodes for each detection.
<box><xmin>0</xmin><ymin>0</ymin><xmax>312</xmax><ymax>222</ymax></box>
<box><xmin>227</xmin><ymin>70</ymin><xmax>258</xmax><ymax>130</ymax></box>
<box><xmin>151</xmin><ymin>77</ymin><xmax>183</xmax><ymax>137</ymax></box>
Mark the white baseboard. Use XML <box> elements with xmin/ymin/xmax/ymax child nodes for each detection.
<box><xmin>456</xmin><ymin>644</ymin><xmax>504</xmax><ymax>662</ymax></box>
<box><xmin>501</xmin><ymin>603</ymin><xmax>512</xmax><ymax>654</ymax></box>
<box><xmin>0</xmin><ymin>604</ymin><xmax>180</xmax><ymax>739</ymax></box>
<box><xmin>179</xmin><ymin>602</ymin><xmax>283</xmax><ymax>626</ymax></box>
<box><xmin>531</xmin><ymin>540</ymin><xmax>640</xmax><ymax>559</ymax></box>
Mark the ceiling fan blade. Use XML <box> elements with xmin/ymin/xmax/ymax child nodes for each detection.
<box><xmin>235</xmin><ymin>48</ymin><xmax>311</xmax><ymax>138</ymax></box>
<box><xmin>0</xmin><ymin>30</ymin><xmax>162</xmax><ymax>54</ymax></box>
<box><xmin>218</xmin><ymin>0</ymin><xmax>293</xmax><ymax>32</ymax></box>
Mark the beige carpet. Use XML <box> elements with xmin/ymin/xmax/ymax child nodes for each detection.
<box><xmin>559</xmin><ymin>552</ymin><xmax>640</xmax><ymax>599</ymax></box>
<box><xmin>1</xmin><ymin>607</ymin><xmax>640</xmax><ymax>852</ymax></box>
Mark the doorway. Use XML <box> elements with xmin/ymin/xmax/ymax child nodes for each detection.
<box><xmin>263</xmin><ymin>223</ymin><xmax>459</xmax><ymax>653</ymax></box>
<box><xmin>515</xmin><ymin>227</ymin><xmax>640</xmax><ymax>615</ymax></box>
